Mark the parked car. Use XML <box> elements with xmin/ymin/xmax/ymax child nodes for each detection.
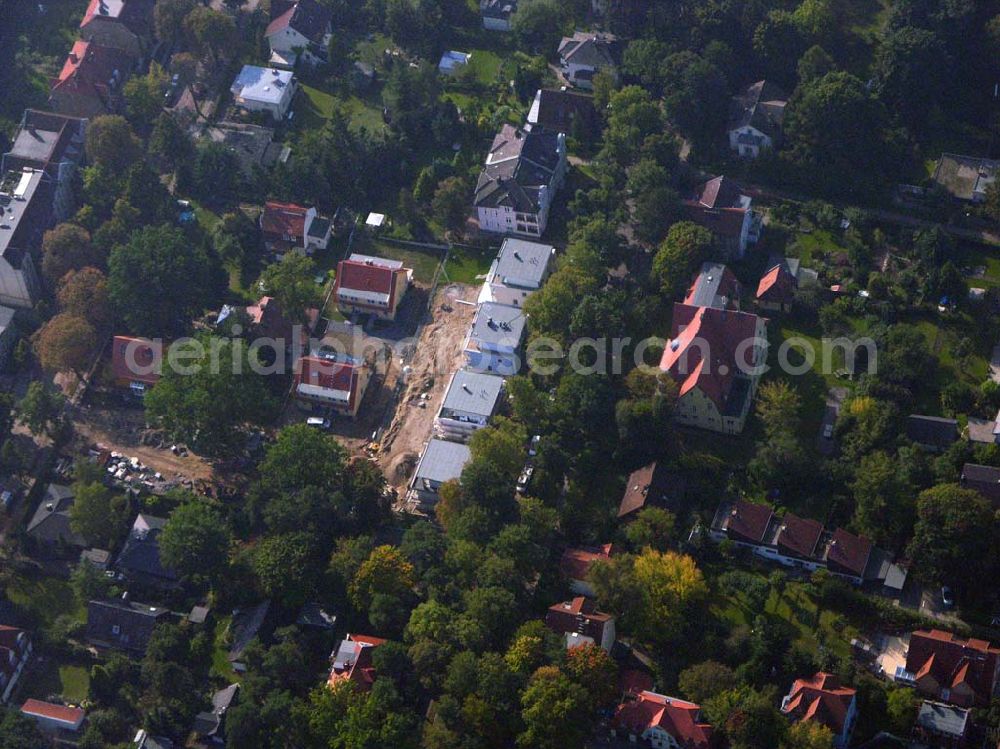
<box><xmin>822</xmin><ymin>424</ymin><xmax>833</xmax><ymax>439</ymax></box>
<box><xmin>307</xmin><ymin>417</ymin><xmax>331</xmax><ymax>430</ymax></box>
<box><xmin>516</xmin><ymin>465</ymin><xmax>534</xmax><ymax>493</ymax></box>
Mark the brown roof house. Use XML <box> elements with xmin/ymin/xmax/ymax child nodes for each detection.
<box><xmin>559</xmin><ymin>544</ymin><xmax>613</xmax><ymax>597</ymax></box>
<box><xmin>960</xmin><ymin>463</ymin><xmax>1000</xmax><ymax>508</ymax></box>
<box><xmin>265</xmin><ymin>0</ymin><xmax>333</xmax><ymax>68</ymax></box>
<box><xmin>49</xmin><ymin>39</ymin><xmax>135</xmax><ymax>118</ymax></box>
<box><xmin>728</xmin><ymin>80</ymin><xmax>788</xmax><ymax>160</ymax></box>
<box><xmin>681</xmin><ymin>176</ymin><xmax>761</xmax><ymax>260</ymax></box>
<box><xmin>618</xmin><ymin>462</ymin><xmax>685</xmax><ymax>520</ymax></box>
<box><xmin>328</xmin><ymin>634</ymin><xmax>385</xmax><ymax>691</ymax></box>
<box><xmin>545</xmin><ymin>597</ymin><xmax>615</xmax><ymax>652</ymax></box>
<box><xmin>904</xmin><ymin>629</ymin><xmax>1000</xmax><ymax>708</ymax></box>
<box><xmin>110</xmin><ymin>335</ymin><xmax>162</xmax><ymax>398</ymax></box>
<box><xmin>334</xmin><ymin>254</ymin><xmax>412</xmax><ymax>321</ymax></box>
<box><xmin>260</xmin><ymin>201</ymin><xmax>331</xmax><ymax>255</ymax></box>
<box><xmin>611</xmin><ymin>691</ymin><xmax>715</xmax><ymax>749</ymax></box>
<box><xmin>756</xmin><ymin>260</ymin><xmax>798</xmax><ymax>313</ymax></box>
<box><xmin>781</xmin><ymin>672</ymin><xmax>858</xmax><ymax>748</ymax></box>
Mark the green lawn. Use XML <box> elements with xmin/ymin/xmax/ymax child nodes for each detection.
<box><xmin>211</xmin><ymin>615</ymin><xmax>238</xmax><ymax>682</ymax></box>
<box><xmin>296</xmin><ymin>84</ymin><xmax>388</xmax><ymax>135</ymax></box>
<box><xmin>465</xmin><ymin>49</ymin><xmax>502</xmax><ymax>86</ymax></box>
<box><xmin>354</xmin><ymin>238</ymin><xmax>445</xmax><ymax>286</ymax></box>
<box><xmin>443</xmin><ymin>244</ymin><xmax>494</xmax><ymax>284</ymax></box>
<box><xmin>788</xmin><ymin>230</ymin><xmax>848</xmax><ymax>267</ymax></box>
<box><xmin>23</xmin><ymin>660</ymin><xmax>91</xmax><ymax>704</ymax></box>
<box><xmin>6</xmin><ymin>574</ymin><xmax>83</xmax><ymax>630</ymax></box>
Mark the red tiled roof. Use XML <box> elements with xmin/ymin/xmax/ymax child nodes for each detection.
<box><xmin>681</xmin><ymin>176</ymin><xmax>749</xmax><ymax>239</ymax></box>
<box><xmin>52</xmin><ymin>39</ymin><xmax>133</xmax><ymax>104</ymax></box>
<box><xmin>559</xmin><ymin>544</ymin><xmax>613</xmax><ymax>581</ymax></box>
<box><xmin>81</xmin><ymin>0</ymin><xmax>153</xmax><ymax>34</ymax></box>
<box><xmin>545</xmin><ymin>597</ymin><xmax>613</xmax><ymax>642</ymax></box>
<box><xmin>21</xmin><ymin>699</ymin><xmax>84</xmax><ymax>725</ymax></box>
<box><xmin>612</xmin><ymin>691</ymin><xmax>714</xmax><ymax>749</ymax></box>
<box><xmin>619</xmin><ymin>462</ymin><xmax>682</xmax><ymax>518</ymax></box>
<box><xmin>782</xmin><ymin>672</ymin><xmax>855</xmax><ymax>736</ymax></box>
<box><xmin>265</xmin><ymin>4</ymin><xmax>297</xmax><ymax>36</ymax></box>
<box><xmin>722</xmin><ymin>499</ymin><xmax>773</xmax><ymax>544</ymax></box>
<box><xmin>111</xmin><ymin>335</ymin><xmax>162</xmax><ymax>386</ymax></box>
<box><xmin>659</xmin><ymin>303</ymin><xmax>765</xmax><ymax>411</ymax></box>
<box><xmin>619</xmin><ymin>668</ymin><xmax>654</xmax><ymax>696</ymax></box>
<box><xmin>905</xmin><ymin>630</ymin><xmax>1000</xmax><ymax>706</ymax></box>
<box><xmin>328</xmin><ymin>633</ymin><xmax>385</xmax><ymax>691</ymax></box>
<box><xmin>336</xmin><ymin>259</ymin><xmax>395</xmax><ymax>295</ymax></box>
<box><xmin>776</xmin><ymin>513</ymin><xmax>823</xmax><ymax>559</ymax></box>
<box><xmin>756</xmin><ymin>264</ymin><xmax>796</xmax><ymax>302</ymax></box>
<box><xmin>294</xmin><ymin>356</ymin><xmax>361</xmax><ymax>407</ymax></box>
<box><xmin>261</xmin><ymin>201</ymin><xmax>308</xmax><ymax>240</ymax></box>
<box><xmin>825</xmin><ymin>527</ymin><xmax>872</xmax><ymax>577</ymax></box>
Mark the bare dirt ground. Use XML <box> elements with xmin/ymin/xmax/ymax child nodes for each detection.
<box><xmin>70</xmin><ymin>403</ymin><xmax>214</xmax><ymax>482</ymax></box>
<box><xmin>378</xmin><ymin>284</ymin><xmax>478</xmax><ymax>495</ymax></box>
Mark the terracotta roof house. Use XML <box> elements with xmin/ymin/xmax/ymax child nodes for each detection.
<box><xmin>781</xmin><ymin>672</ymin><xmax>858</xmax><ymax>748</ymax></box>
<box><xmin>334</xmin><ymin>254</ymin><xmax>412</xmax><ymax>321</ymax></box>
<box><xmin>475</xmin><ymin>124</ymin><xmax>567</xmax><ymax>238</ymax></box>
<box><xmin>0</xmin><ymin>168</ymin><xmax>48</xmax><ymax>310</ymax></box>
<box><xmin>960</xmin><ymin>463</ymin><xmax>1000</xmax><ymax>508</ymax></box>
<box><xmin>260</xmin><ymin>200</ymin><xmax>331</xmax><ymax>255</ymax></box>
<box><xmin>20</xmin><ymin>698</ymin><xmax>85</xmax><ymax>736</ymax></box>
<box><xmin>906</xmin><ymin>415</ymin><xmax>959</xmax><ymax>452</ymax></box>
<box><xmin>86</xmin><ymin>596</ymin><xmax>168</xmax><ymax>656</ymax></box>
<box><xmin>545</xmin><ymin>597</ymin><xmax>615</xmax><ymax>652</ymax></box>
<box><xmin>820</xmin><ymin>527</ymin><xmax>873</xmax><ymax>582</ymax></box>
<box><xmin>904</xmin><ymin>630</ymin><xmax>1000</xmax><ymax>707</ymax></box>
<box><xmin>618</xmin><ymin>462</ymin><xmax>685</xmax><ymax>519</ymax></box>
<box><xmin>1</xmin><ymin>109</ymin><xmax>87</xmax><ymax>222</ymax></box>
<box><xmin>728</xmin><ymin>80</ymin><xmax>788</xmax><ymax>159</ymax></box>
<box><xmin>266</xmin><ymin>0</ymin><xmax>332</xmax><ymax>68</ymax></box>
<box><xmin>110</xmin><ymin>335</ymin><xmax>162</xmax><ymax>397</ymax></box>
<box><xmin>659</xmin><ymin>301</ymin><xmax>768</xmax><ymax>435</ymax></box>
<box><xmin>684</xmin><ymin>262</ymin><xmax>741</xmax><ymax>310</ymax></box>
<box><xmin>712</xmin><ymin>499</ymin><xmax>774</xmax><ymax>545</ymax></box>
<box><xmin>611</xmin><ymin>691</ymin><xmax>715</xmax><ymax>749</ymax></box>
<box><xmin>49</xmin><ymin>39</ymin><xmax>135</xmax><ymax>118</ymax></box>
<box><xmin>559</xmin><ymin>544</ymin><xmax>613</xmax><ymax>597</ymax></box>
<box><xmin>526</xmin><ymin>88</ymin><xmax>600</xmax><ymax>139</ymax></box>
<box><xmin>0</xmin><ymin>625</ymin><xmax>32</xmax><ymax>704</ymax></box>
<box><xmin>79</xmin><ymin>0</ymin><xmax>155</xmax><ymax>59</ymax></box>
<box><xmin>26</xmin><ymin>484</ymin><xmax>86</xmax><ymax>551</ymax></box>
<box><xmin>756</xmin><ymin>261</ymin><xmax>798</xmax><ymax>313</ymax></box>
<box><xmin>114</xmin><ymin>514</ymin><xmax>179</xmax><ymax>589</ymax></box>
<box><xmin>293</xmin><ymin>356</ymin><xmax>371</xmax><ymax>419</ymax></box>
<box><xmin>773</xmin><ymin>513</ymin><xmax>825</xmax><ymax>561</ymax></box>
<box><xmin>328</xmin><ymin>634</ymin><xmax>385</xmax><ymax>691</ymax></box>
<box><xmin>682</xmin><ymin>176</ymin><xmax>760</xmax><ymax>259</ymax></box>
<box><xmin>558</xmin><ymin>31</ymin><xmax>618</xmax><ymax>90</ymax></box>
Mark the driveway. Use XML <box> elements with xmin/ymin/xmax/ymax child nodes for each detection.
<box><xmin>817</xmin><ymin>387</ymin><xmax>847</xmax><ymax>455</ymax></box>
<box><xmin>875</xmin><ymin>633</ymin><xmax>909</xmax><ymax>679</ymax></box>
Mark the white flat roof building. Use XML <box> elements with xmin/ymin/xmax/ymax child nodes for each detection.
<box><xmin>231</xmin><ymin>66</ymin><xmax>297</xmax><ymax>121</ymax></box>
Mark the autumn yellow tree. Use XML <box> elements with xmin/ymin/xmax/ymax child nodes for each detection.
<box><xmin>349</xmin><ymin>544</ymin><xmax>415</xmax><ymax>610</ymax></box>
<box><xmin>782</xmin><ymin>720</ymin><xmax>835</xmax><ymax>749</ymax></box>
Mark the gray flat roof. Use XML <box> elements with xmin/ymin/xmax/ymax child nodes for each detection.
<box><xmin>687</xmin><ymin>262</ymin><xmax>733</xmax><ymax>308</ymax></box>
<box><xmin>917</xmin><ymin>701</ymin><xmax>968</xmax><ymax>737</ymax></box>
<box><xmin>441</xmin><ymin>370</ymin><xmax>504</xmax><ymax>417</ymax></box>
<box><xmin>493</xmin><ymin>238</ymin><xmax>554</xmax><ymax>289</ymax></box>
<box><xmin>10</xmin><ymin>128</ymin><xmax>59</xmax><ymax>164</ymax></box>
<box><xmin>0</xmin><ymin>168</ymin><xmax>45</xmax><ymax>259</ymax></box>
<box><xmin>414</xmin><ymin>439</ymin><xmax>471</xmax><ymax>484</ymax></box>
<box><xmin>469</xmin><ymin>302</ymin><xmax>526</xmax><ymax>348</ymax></box>
<box><xmin>231</xmin><ymin>66</ymin><xmax>294</xmax><ymax>105</ymax></box>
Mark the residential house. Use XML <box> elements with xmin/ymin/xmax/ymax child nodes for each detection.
<box><xmin>709</xmin><ymin>500</ymin><xmax>894</xmax><ymax>587</ymax></box>
<box><xmin>684</xmin><ymin>262</ymin><xmax>741</xmax><ymax>310</ymax></box>
<box><xmin>475</xmin><ymin>124</ymin><xmax>567</xmax><ymax>238</ymax></box>
<box><xmin>903</xmin><ymin>629</ymin><xmax>1000</xmax><ymax>707</ymax></box>
<box><xmin>610</xmin><ymin>690</ymin><xmax>715</xmax><ymax>749</ymax></box>
<box><xmin>293</xmin><ymin>356</ymin><xmax>371</xmax><ymax>418</ymax></box>
<box><xmin>26</xmin><ymin>484</ymin><xmax>86</xmax><ymax>551</ymax></box>
<box><xmin>966</xmin><ymin>409</ymin><xmax>1000</xmax><ymax>445</ymax></box>
<box><xmin>230</xmin><ymin>66</ymin><xmax>297</xmax><ymax>121</ymax></box>
<box><xmin>557</xmin><ymin>31</ymin><xmax>618</xmax><ymax>90</ymax></box>
<box><xmin>932</xmin><ymin>154</ymin><xmax>999</xmax><ymax>203</ymax></box>
<box><xmin>111</xmin><ymin>335</ymin><xmax>162</xmax><ymax>397</ymax></box>
<box><xmin>438</xmin><ymin>50</ymin><xmax>471</xmax><ymax>76</ymax></box>
<box><xmin>756</xmin><ymin>260</ymin><xmax>798</xmax><ymax>313</ymax></box>
<box><xmin>0</xmin><ymin>626</ymin><xmax>32</xmax><ymax>703</ymax></box>
<box><xmin>334</xmin><ymin>253</ymin><xmax>412</xmax><ymax>320</ymax></box>
<box><xmin>80</xmin><ymin>548</ymin><xmax>111</xmax><ymax>571</ymax></box>
<box><xmin>202</xmin><ymin>122</ymin><xmax>282</xmax><ymax>177</ymax></box>
<box><xmin>960</xmin><ymin>463</ymin><xmax>1000</xmax><ymax>508</ymax></box>
<box><xmin>0</xmin><ymin>168</ymin><xmax>47</xmax><ymax>309</ymax></box>
<box><xmin>410</xmin><ymin>438</ymin><xmax>471</xmax><ymax>505</ymax></box>
<box><xmin>328</xmin><ymin>634</ymin><xmax>385</xmax><ymax>691</ymax></box>
<box><xmin>526</xmin><ymin>88</ymin><xmax>599</xmax><ymax>139</ymax></box>
<box><xmin>114</xmin><ymin>514</ymin><xmax>179</xmax><ymax>590</ymax></box>
<box><xmin>781</xmin><ymin>672</ymin><xmax>858</xmax><ymax>749</ymax></box>
<box><xmin>2</xmin><ymin>110</ymin><xmax>87</xmax><ymax>221</ymax></box>
<box><xmin>0</xmin><ymin>307</ymin><xmax>17</xmax><ymax>370</ymax></box>
<box><xmin>134</xmin><ymin>730</ymin><xmax>176</xmax><ymax>749</ymax></box>
<box><xmin>728</xmin><ymin>80</ymin><xmax>788</xmax><ymax>159</ymax></box>
<box><xmin>191</xmin><ymin>683</ymin><xmax>239</xmax><ymax>747</ymax></box>
<box><xmin>49</xmin><ymin>40</ymin><xmax>134</xmax><ymax>118</ymax></box>
<box><xmin>659</xmin><ymin>302</ymin><xmax>767</xmax><ymax>435</ymax></box>
<box><xmin>20</xmin><ymin>699</ymin><xmax>85</xmax><ymax>737</ymax></box>
<box><xmin>545</xmin><ymin>597</ymin><xmax>615</xmax><ymax>652</ymax></box>
<box><xmin>227</xmin><ymin>601</ymin><xmax>271</xmax><ymax>672</ymax></box>
<box><xmin>559</xmin><ymin>544</ymin><xmax>613</xmax><ymax>598</ymax></box>
<box><xmin>265</xmin><ymin>0</ymin><xmax>332</xmax><ymax>68</ymax></box>
<box><xmin>480</xmin><ymin>0</ymin><xmax>516</xmax><ymax>30</ymax></box>
<box><xmin>434</xmin><ymin>370</ymin><xmax>505</xmax><ymax>442</ymax></box>
<box><xmin>914</xmin><ymin>701</ymin><xmax>970</xmax><ymax>748</ymax></box>
<box><xmin>618</xmin><ymin>462</ymin><xmax>685</xmax><ymax>520</ymax></box>
<box><xmin>86</xmin><ymin>596</ymin><xmax>169</xmax><ymax>656</ymax></box>
<box><xmin>463</xmin><ymin>302</ymin><xmax>526</xmax><ymax>375</ymax></box>
<box><xmin>907</xmin><ymin>415</ymin><xmax>959</xmax><ymax>452</ymax></box>
<box><xmin>79</xmin><ymin>0</ymin><xmax>154</xmax><ymax>59</ymax></box>
<box><xmin>478</xmin><ymin>238</ymin><xmax>555</xmax><ymax>307</ymax></box>
<box><xmin>260</xmin><ymin>200</ymin><xmax>331</xmax><ymax>255</ymax></box>
<box><xmin>682</xmin><ymin>176</ymin><xmax>760</xmax><ymax>259</ymax></box>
